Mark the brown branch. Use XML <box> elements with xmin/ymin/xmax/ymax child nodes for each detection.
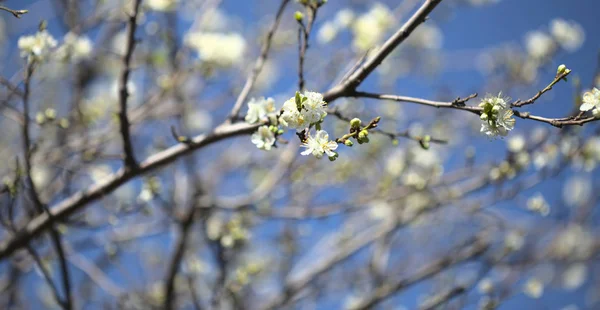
<box><xmin>511</xmin><ymin>69</ymin><xmax>571</xmax><ymax>108</ymax></box>
<box><xmin>117</xmin><ymin>0</ymin><xmax>142</xmax><ymax>169</ymax></box>
<box><xmin>226</xmin><ymin>0</ymin><xmax>291</xmax><ymax>123</ymax></box>
<box><xmin>0</xmin><ymin>6</ymin><xmax>28</xmax><ymax>19</ymax></box>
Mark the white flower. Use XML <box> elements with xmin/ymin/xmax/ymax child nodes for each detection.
<box><xmin>563</xmin><ymin>176</ymin><xmax>591</xmax><ymax>207</ymax></box>
<box><xmin>301</xmin><ymin>130</ymin><xmax>338</xmax><ymax>159</ymax></box>
<box><xmin>351</xmin><ymin>3</ymin><xmax>393</xmax><ymax>51</ymax></box>
<box><xmin>245</xmin><ymin>97</ymin><xmax>275</xmax><ymax>124</ymax></box>
<box><xmin>279</xmin><ymin>98</ymin><xmax>306</xmax><ymax>129</ymax></box>
<box><xmin>184</xmin><ymin>31</ymin><xmax>246</xmax><ymax>66</ymax></box>
<box><xmin>251</xmin><ymin>126</ymin><xmax>276</xmax><ymax>151</ymax></box>
<box><xmin>302</xmin><ymin>91</ymin><xmax>328</xmax><ymax>124</ymax></box>
<box><xmin>550</xmin><ymin>19</ymin><xmax>585</xmax><ymax>52</ymax></box>
<box><xmin>279</xmin><ymin>91</ymin><xmax>327</xmax><ymax>129</ymax></box>
<box><xmin>523</xmin><ymin>278</ymin><xmax>544</xmax><ymax>299</ymax></box>
<box><xmin>527</xmin><ymin>193</ymin><xmax>550</xmax><ymax>216</ymax></box>
<box><xmin>317</xmin><ymin>22</ymin><xmax>339</xmax><ymax>44</ymax></box>
<box><xmin>477</xmin><ymin>278</ymin><xmax>494</xmax><ymax>294</ymax></box>
<box><xmin>507</xmin><ymin>134</ymin><xmax>526</xmax><ymax>152</ymax></box>
<box><xmin>580</xmin><ymin>88</ymin><xmax>600</xmax><ymax>114</ymax></box>
<box><xmin>18</xmin><ymin>30</ymin><xmax>58</xmax><ymax>62</ymax></box>
<box><xmin>479</xmin><ymin>94</ymin><xmax>515</xmax><ymax>138</ymax></box>
<box><xmin>146</xmin><ymin>0</ymin><xmax>179</xmax><ymax>12</ymax></box>
<box><xmin>562</xmin><ymin>263</ymin><xmax>587</xmax><ymax>290</ymax></box>
<box><xmin>525</xmin><ymin>31</ymin><xmax>555</xmax><ymax>60</ymax></box>
<box><xmin>56</xmin><ymin>32</ymin><xmax>93</xmax><ymax>61</ymax></box>
<box><xmin>334</xmin><ymin>9</ymin><xmax>354</xmax><ymax>28</ymax></box>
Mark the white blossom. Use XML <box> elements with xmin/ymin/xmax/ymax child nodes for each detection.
<box><xmin>562</xmin><ymin>263</ymin><xmax>587</xmax><ymax>290</ymax></box>
<box><xmin>334</xmin><ymin>9</ymin><xmax>355</xmax><ymax>28</ymax></box>
<box><xmin>18</xmin><ymin>30</ymin><xmax>58</xmax><ymax>62</ymax></box>
<box><xmin>245</xmin><ymin>97</ymin><xmax>275</xmax><ymax>124</ymax></box>
<box><xmin>507</xmin><ymin>134</ymin><xmax>526</xmax><ymax>152</ymax></box>
<box><xmin>301</xmin><ymin>130</ymin><xmax>338</xmax><ymax>159</ymax></box>
<box><xmin>279</xmin><ymin>91</ymin><xmax>327</xmax><ymax>130</ymax></box>
<box><xmin>526</xmin><ymin>193</ymin><xmax>550</xmax><ymax>216</ymax></box>
<box><xmin>146</xmin><ymin>0</ymin><xmax>179</xmax><ymax>12</ymax></box>
<box><xmin>479</xmin><ymin>94</ymin><xmax>515</xmax><ymax>138</ymax></box>
<box><xmin>580</xmin><ymin>88</ymin><xmax>600</xmax><ymax>115</ymax></box>
<box><xmin>184</xmin><ymin>31</ymin><xmax>246</xmax><ymax>66</ymax></box>
<box><xmin>56</xmin><ymin>32</ymin><xmax>93</xmax><ymax>61</ymax></box>
<box><xmin>317</xmin><ymin>22</ymin><xmax>339</xmax><ymax>44</ymax></box>
<box><xmin>351</xmin><ymin>3</ymin><xmax>393</xmax><ymax>51</ymax></box>
<box><xmin>251</xmin><ymin>126</ymin><xmax>276</xmax><ymax>151</ymax></box>
<box><xmin>550</xmin><ymin>19</ymin><xmax>585</xmax><ymax>52</ymax></box>
<box><xmin>523</xmin><ymin>278</ymin><xmax>544</xmax><ymax>299</ymax></box>
<box><xmin>525</xmin><ymin>31</ymin><xmax>555</xmax><ymax>60</ymax></box>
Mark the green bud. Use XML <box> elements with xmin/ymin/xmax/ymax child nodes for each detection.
<box><xmin>44</xmin><ymin>108</ymin><xmax>57</xmax><ymax>120</ymax></box>
<box><xmin>328</xmin><ymin>155</ymin><xmax>336</xmax><ymax>161</ymax></box>
<box><xmin>294</xmin><ymin>91</ymin><xmax>303</xmax><ymax>111</ymax></box>
<box><xmin>419</xmin><ymin>139</ymin><xmax>430</xmax><ymax>150</ymax></box>
<box><xmin>423</xmin><ymin>135</ymin><xmax>431</xmax><ymax>142</ymax></box>
<box><xmin>35</xmin><ymin>112</ymin><xmax>45</xmax><ymax>125</ymax></box>
<box><xmin>491</xmin><ymin>105</ymin><xmax>501</xmax><ymax>113</ymax></box>
<box><xmin>277</xmin><ymin>129</ymin><xmax>285</xmax><ymax>135</ymax></box>
<box><xmin>344</xmin><ymin>140</ymin><xmax>353</xmax><ymax>147</ymax></box>
<box><xmin>392</xmin><ymin>139</ymin><xmax>399</xmax><ymax>146</ymax></box>
<box><xmin>294</xmin><ymin>11</ymin><xmax>304</xmax><ymax>22</ymax></box>
<box><xmin>480</xmin><ymin>113</ymin><xmax>488</xmax><ymax>121</ymax></box>
<box><xmin>358</xmin><ymin>129</ymin><xmax>368</xmax><ymax>139</ymax></box>
<box><xmin>350</xmin><ymin>118</ymin><xmax>361</xmax><ymax>128</ymax></box>
<box><xmin>557</xmin><ymin>64</ymin><xmax>567</xmax><ymax>75</ymax></box>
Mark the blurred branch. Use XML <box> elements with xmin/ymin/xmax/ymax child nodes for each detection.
<box><xmin>323</xmin><ymin>0</ymin><xmax>444</xmax><ymax>102</ymax></box>
<box><xmin>0</xmin><ymin>6</ymin><xmax>28</xmax><ymax>19</ymax></box>
<box><xmin>226</xmin><ymin>0</ymin><xmax>291</xmax><ymax>123</ymax></box>
<box><xmin>0</xmin><ymin>121</ymin><xmax>260</xmax><ymax>260</ymax></box>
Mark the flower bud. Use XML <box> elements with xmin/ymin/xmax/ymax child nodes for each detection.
<box><xmin>557</xmin><ymin>64</ymin><xmax>567</xmax><ymax>75</ymax></box>
<box><xmin>294</xmin><ymin>11</ymin><xmax>304</xmax><ymax>22</ymax></box>
<box><xmin>350</xmin><ymin>118</ymin><xmax>361</xmax><ymax>128</ymax></box>
<box><xmin>358</xmin><ymin>129</ymin><xmax>368</xmax><ymax>139</ymax></box>
<box><xmin>344</xmin><ymin>140</ymin><xmax>353</xmax><ymax>147</ymax></box>
<box><xmin>480</xmin><ymin>113</ymin><xmax>488</xmax><ymax>121</ymax></box>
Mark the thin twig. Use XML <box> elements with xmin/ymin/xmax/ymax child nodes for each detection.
<box><xmin>511</xmin><ymin>69</ymin><xmax>571</xmax><ymax>107</ymax></box>
<box><xmin>0</xmin><ymin>6</ymin><xmax>28</xmax><ymax>19</ymax></box>
<box><xmin>226</xmin><ymin>0</ymin><xmax>291</xmax><ymax>123</ymax></box>
<box><xmin>117</xmin><ymin>0</ymin><xmax>142</xmax><ymax>169</ymax></box>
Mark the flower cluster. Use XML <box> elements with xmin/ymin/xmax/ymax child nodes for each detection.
<box><xmin>579</xmin><ymin>87</ymin><xmax>600</xmax><ymax>116</ymax></box>
<box><xmin>145</xmin><ymin>0</ymin><xmax>179</xmax><ymax>12</ymax></box>
<box><xmin>18</xmin><ymin>30</ymin><xmax>58</xmax><ymax>63</ymax></box>
<box><xmin>279</xmin><ymin>91</ymin><xmax>327</xmax><ymax>129</ymax></box>
<box><xmin>479</xmin><ymin>94</ymin><xmax>516</xmax><ymax>138</ymax></box>
<box><xmin>56</xmin><ymin>32</ymin><xmax>93</xmax><ymax>62</ymax></box>
<box><xmin>246</xmin><ymin>91</ymin><xmax>341</xmax><ymax>160</ymax></box>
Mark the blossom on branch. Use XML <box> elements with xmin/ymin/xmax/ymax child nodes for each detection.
<box><xmin>479</xmin><ymin>94</ymin><xmax>515</xmax><ymax>138</ymax></box>
<box><xmin>18</xmin><ymin>30</ymin><xmax>57</xmax><ymax>63</ymax></box>
<box><xmin>580</xmin><ymin>88</ymin><xmax>600</xmax><ymax>115</ymax></box>
<box><xmin>245</xmin><ymin>97</ymin><xmax>275</xmax><ymax>124</ymax></box>
<box><xmin>300</xmin><ymin>130</ymin><xmax>338</xmax><ymax>159</ymax></box>
<box><xmin>279</xmin><ymin>91</ymin><xmax>327</xmax><ymax>130</ymax></box>
<box><xmin>251</xmin><ymin>125</ymin><xmax>276</xmax><ymax>151</ymax></box>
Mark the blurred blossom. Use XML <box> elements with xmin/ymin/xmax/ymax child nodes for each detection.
<box><xmin>533</xmin><ymin>144</ymin><xmax>558</xmax><ymax>170</ymax></box>
<box><xmin>317</xmin><ymin>21</ymin><xmax>339</xmax><ymax>44</ymax></box>
<box><xmin>195</xmin><ymin>8</ymin><xmax>230</xmax><ymax>31</ymax></box>
<box><xmin>524</xmin><ymin>31</ymin><xmax>555</xmax><ymax>60</ymax></box>
<box><xmin>526</xmin><ymin>193</ymin><xmax>550</xmax><ymax>216</ymax></box>
<box><xmin>576</xmin><ymin>137</ymin><xmax>600</xmax><ymax>171</ymax></box>
<box><xmin>385</xmin><ymin>149</ymin><xmax>406</xmax><ymax>176</ymax></box>
<box><xmin>111</xmin><ymin>80</ymin><xmax>137</xmax><ymax>101</ymax></box>
<box><xmin>185</xmin><ymin>109</ymin><xmax>213</xmax><ymax>132</ymax></box>
<box><xmin>334</xmin><ymin>9</ymin><xmax>355</xmax><ymax>28</ymax></box>
<box><xmin>31</xmin><ymin>166</ymin><xmax>51</xmax><ymax>189</ymax></box>
<box><xmin>18</xmin><ymin>30</ymin><xmax>58</xmax><ymax>62</ymax></box>
<box><xmin>145</xmin><ymin>0</ymin><xmax>179</xmax><ymax>12</ymax></box>
<box><xmin>504</xmin><ymin>230</ymin><xmax>525</xmax><ymax>252</ymax></box>
<box><xmin>562</xmin><ymin>176</ymin><xmax>591</xmax><ymax>207</ymax></box>
<box><xmin>367</xmin><ymin>200</ymin><xmax>393</xmax><ymax>220</ymax></box>
<box><xmin>251</xmin><ymin>126</ymin><xmax>276</xmax><ymax>151</ymax></box>
<box><xmin>523</xmin><ymin>278</ymin><xmax>544</xmax><ymax>298</ymax></box>
<box><xmin>562</xmin><ymin>263</ymin><xmax>587</xmax><ymax>290</ymax></box>
<box><xmin>253</xmin><ymin>60</ymin><xmax>279</xmax><ymax>90</ymax></box>
<box><xmin>184</xmin><ymin>32</ymin><xmax>246</xmax><ymax>66</ymax></box>
<box><xmin>550</xmin><ymin>19</ymin><xmax>585</xmax><ymax>52</ymax></box>
<box><xmin>507</xmin><ymin>134</ymin><xmax>525</xmax><ymax>152</ymax></box>
<box><xmin>552</xmin><ymin>224</ymin><xmax>595</xmax><ymax>260</ymax></box>
<box><xmin>245</xmin><ymin>97</ymin><xmax>275</xmax><ymax>124</ymax></box>
<box><xmin>88</xmin><ymin>165</ymin><xmax>113</xmax><ymax>184</ymax></box>
<box><xmin>477</xmin><ymin>278</ymin><xmax>494</xmax><ymax>294</ymax></box>
<box><xmin>352</xmin><ymin>3</ymin><xmax>394</xmax><ymax>51</ymax></box>
<box><xmin>56</xmin><ymin>32</ymin><xmax>93</xmax><ymax>62</ymax></box>
<box><xmin>407</xmin><ymin>23</ymin><xmax>443</xmax><ymax>50</ymax></box>
<box><xmin>111</xmin><ymin>30</ymin><xmax>128</xmax><ymax>56</ymax></box>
